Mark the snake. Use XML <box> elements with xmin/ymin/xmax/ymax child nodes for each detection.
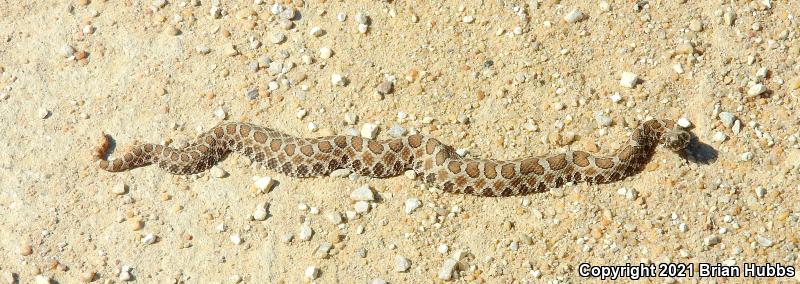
<box><xmin>92</xmin><ymin>119</ymin><xmax>691</xmax><ymax>197</ymax></box>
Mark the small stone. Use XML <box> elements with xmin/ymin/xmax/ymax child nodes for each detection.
<box><xmin>387</xmin><ymin>124</ymin><xmax>406</xmax><ymax>137</ymax></box>
<box><xmin>747</xmin><ymin>83</ymin><xmax>767</xmax><ymax>96</ymax></box>
<box><xmin>377</xmin><ymin>81</ymin><xmax>393</xmax><ymax>94</ymax></box>
<box><xmin>599</xmin><ymin>1</ymin><xmax>611</xmax><ymax>11</ymax></box>
<box><xmin>676</xmin><ymin>118</ymin><xmax>692</xmax><ymax>128</ymax></box>
<box><xmin>280</xmin><ymin>234</ymin><xmax>293</xmax><ymax>243</ymax></box>
<box><xmin>299</xmin><ymin>223</ymin><xmax>313</xmax><ymax>241</ymax></box>
<box><xmin>438</xmin><ymin>258</ymin><xmax>458</xmax><ymax>280</ymax></box>
<box><xmin>230</xmin><ymin>234</ymin><xmax>242</xmax><ymax>245</ymax></box>
<box><xmin>74</xmin><ymin>51</ymin><xmax>88</xmax><ymax>60</ymax></box>
<box><xmin>331</xmin><ymin>73</ymin><xmax>346</xmax><ymax>86</ymax></box>
<box><xmin>350</xmin><ymin>185</ymin><xmax>375</xmax><ymax>201</ymax></box>
<box><xmin>371</xmin><ymin>279</ymin><xmax>387</xmax><ymax>284</ymax></box>
<box><xmin>395</xmin><ymin>256</ymin><xmax>411</xmax><ymax>272</ymax></box>
<box><xmin>37</xmin><ymin>108</ymin><xmax>50</xmax><ymax>119</ymax></box>
<box><xmin>34</xmin><ymin>275</ymin><xmax>50</xmax><ymax>284</ymax></box>
<box><xmin>563</xmin><ymin>9</ymin><xmax>584</xmax><ymax>23</ymax></box>
<box><xmin>594</xmin><ymin>114</ymin><xmax>612</xmax><ymax>127</ymax></box>
<box><xmin>672</xmin><ymin>64</ymin><xmax>684</xmax><ymax>74</ymax></box>
<box><xmin>462</xmin><ymin>15</ymin><xmax>474</xmax><ymax>23</ymax></box>
<box><xmin>713</xmin><ymin>132</ymin><xmax>727</xmax><ymax>142</ymax></box>
<box><xmin>195</xmin><ymin>44</ymin><xmax>211</xmax><ymax>54</ymax></box>
<box><xmin>60</xmin><ymin>44</ymin><xmax>75</xmax><ymax>58</ymax></box>
<box><xmin>19</xmin><ymin>243</ymin><xmax>32</xmax><ymax>256</ymax></box>
<box><xmin>404</xmin><ymin>198</ymin><xmax>421</xmax><ymax>214</ymax></box>
<box><xmin>403</xmin><ymin>170</ymin><xmax>416</xmax><ymax>180</ymax></box>
<box><xmin>280</xmin><ymin>7</ymin><xmax>295</xmax><ymax>20</ymax></box>
<box><xmin>80</xmin><ymin>271</ymin><xmax>95</xmax><ymax>283</ymax></box>
<box><xmin>337</xmin><ymin>12</ymin><xmax>347</xmax><ymax>22</ymax></box>
<box><xmin>688</xmin><ymin>20</ymin><xmax>703</xmax><ymax>32</ymax></box>
<box><xmin>740</xmin><ymin>152</ymin><xmax>753</xmax><ymax>161</ymax></box>
<box><xmin>253</xmin><ymin>176</ymin><xmax>275</xmax><ymax>192</ymax></box>
<box><xmin>609</xmin><ymin>93</ymin><xmax>622</xmax><ymax>103</ymax></box>
<box><xmin>755</xmin><ymin>186</ymin><xmax>766</xmax><ymax>198</ymax></box>
<box><xmin>304</xmin><ymin>266</ymin><xmax>319</xmax><ymax>279</ymax></box>
<box><xmin>270</xmin><ymin>32</ymin><xmax>286</xmax><ymax>44</ymax></box>
<box><xmin>245</xmin><ymin>88</ymin><xmax>259</xmax><ymax>100</ymax></box>
<box><xmin>718</xmin><ymin>112</ymin><xmax>735</xmax><ymax>128</ymax></box>
<box><xmin>319</xmin><ymin>47</ymin><xmax>332</xmax><ymax>59</ymax></box>
<box><xmin>360</xmin><ymin>123</ymin><xmax>379</xmax><ymax>139</ymax></box>
<box><xmin>253</xmin><ymin>202</ymin><xmax>269</xmax><ymax>221</ymax></box>
<box><xmin>354</xmin><ymin>201</ymin><xmax>370</xmax><ymax>213</ymax></box>
<box><xmin>325</xmin><ymin>212</ymin><xmax>343</xmax><ymax>224</ymax></box>
<box><xmin>756</xmin><ymin>236</ymin><xmax>773</xmax><ymax>247</ymax></box>
<box><xmin>210</xmin><ymin>166</ymin><xmax>228</xmax><ymax>178</ymax></box>
<box><xmin>142</xmin><ymin>233</ymin><xmax>156</xmax><ymax>245</ymax></box>
<box><xmin>437</xmin><ymin>244</ymin><xmax>449</xmax><ymax>254</ymax></box>
<box><xmin>214</xmin><ymin>108</ymin><xmax>227</xmax><ymax>119</ymax></box>
<box><xmin>355</xmin><ymin>12</ymin><xmax>369</xmax><ymax>25</ymax></box>
<box><xmin>223</xmin><ymin>43</ymin><xmax>238</xmax><ymax>57</ymax></box>
<box><xmin>309</xmin><ymin>27</ymin><xmax>323</xmax><ymax>37</ymax></box>
<box><xmin>112</xmin><ymin>182</ymin><xmax>127</xmax><ymax>195</ymax></box>
<box><xmin>704</xmin><ymin>235</ymin><xmax>721</xmax><ymax>246</ymax></box>
<box><xmin>619</xmin><ymin>72</ymin><xmax>639</xmax><ymax>88</ymax></box>
<box><xmin>119</xmin><ymin>271</ymin><xmax>132</xmax><ymax>281</ymax></box>
<box><xmin>164</xmin><ymin>25</ymin><xmax>180</xmax><ymax>36</ymax></box>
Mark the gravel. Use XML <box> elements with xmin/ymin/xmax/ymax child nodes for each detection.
<box><xmin>299</xmin><ymin>223</ymin><xmax>313</xmax><ymax>241</ymax></box>
<box><xmin>350</xmin><ymin>185</ymin><xmax>375</xmax><ymax>201</ymax></box>
<box><xmin>438</xmin><ymin>258</ymin><xmax>458</xmax><ymax>280</ymax></box>
<box><xmin>395</xmin><ymin>256</ymin><xmax>411</xmax><ymax>272</ymax></box>
<box><xmin>404</xmin><ymin>198</ymin><xmax>421</xmax><ymax>214</ymax></box>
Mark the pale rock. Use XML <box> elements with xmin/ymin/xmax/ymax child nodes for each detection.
<box><xmin>350</xmin><ymin>185</ymin><xmax>375</xmax><ymax>201</ymax></box>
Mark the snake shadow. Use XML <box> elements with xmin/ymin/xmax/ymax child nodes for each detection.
<box><xmin>679</xmin><ymin>134</ymin><xmax>718</xmax><ymax>165</ymax></box>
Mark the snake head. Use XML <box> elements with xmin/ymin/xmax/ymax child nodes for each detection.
<box><xmin>661</xmin><ymin>129</ymin><xmax>691</xmax><ymax>152</ymax></box>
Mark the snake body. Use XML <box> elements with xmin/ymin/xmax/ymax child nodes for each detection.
<box><xmin>93</xmin><ymin>119</ymin><xmax>690</xmax><ymax>197</ymax></box>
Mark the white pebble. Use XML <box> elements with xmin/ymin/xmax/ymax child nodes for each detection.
<box><xmin>755</xmin><ymin>186</ymin><xmax>766</xmax><ymax>198</ymax></box>
<box><xmin>672</xmin><ymin>64</ymin><xmax>684</xmax><ymax>74</ymax></box>
<box><xmin>307</xmin><ymin>122</ymin><xmax>318</xmax><ymax>132</ymax></box>
<box><xmin>253</xmin><ymin>176</ymin><xmax>275</xmax><ymax>192</ymax></box>
<box><xmin>704</xmin><ymin>235</ymin><xmax>721</xmax><ymax>246</ymax></box>
<box><xmin>438</xmin><ymin>258</ymin><xmax>458</xmax><ymax>280</ymax></box>
<box><xmin>355</xmin><ymin>12</ymin><xmax>369</xmax><ymax>25</ymax></box>
<box><xmin>210</xmin><ymin>166</ymin><xmax>228</xmax><ymax>178</ymax></box>
<box><xmin>609</xmin><ymin>93</ymin><xmax>622</xmax><ymax>103</ymax></box>
<box><xmin>35</xmin><ymin>275</ymin><xmax>51</xmax><ymax>284</ymax></box>
<box><xmin>395</xmin><ymin>256</ymin><xmax>411</xmax><ymax>272</ymax></box>
<box><xmin>676</xmin><ymin>117</ymin><xmax>692</xmax><ymax>128</ymax></box>
<box><xmin>112</xmin><ymin>182</ymin><xmax>127</xmax><ymax>195</ymax></box>
<box><xmin>37</xmin><ymin>108</ymin><xmax>50</xmax><ymax>119</ymax></box>
<box><xmin>756</xmin><ymin>236</ymin><xmax>773</xmax><ymax>247</ymax></box>
<box><xmin>404</xmin><ymin>198</ymin><xmax>421</xmax><ymax>214</ymax></box>
<box><xmin>142</xmin><ymin>233</ymin><xmax>156</xmax><ymax>245</ymax></box>
<box><xmin>403</xmin><ymin>170</ymin><xmax>416</xmax><ymax>180</ymax></box>
<box><xmin>304</xmin><ymin>266</ymin><xmax>320</xmax><ymax>279</ymax></box>
<box><xmin>619</xmin><ymin>72</ymin><xmax>639</xmax><ymax>88</ymax></box>
<box><xmin>718</xmin><ymin>112</ymin><xmax>736</xmax><ymax>128</ymax></box>
<box><xmin>371</xmin><ymin>279</ymin><xmax>387</xmax><ymax>284</ymax></box>
<box><xmin>297</xmin><ymin>203</ymin><xmax>308</xmax><ymax>211</ymax></box>
<box><xmin>309</xmin><ymin>27</ymin><xmax>323</xmax><ymax>37</ymax></box>
<box><xmin>330</xmin><ymin>73</ymin><xmax>346</xmax><ymax>86</ymax></box>
<box><xmin>747</xmin><ymin>83</ymin><xmax>767</xmax><ymax>96</ymax></box>
<box><xmin>357</xmin><ymin>24</ymin><xmax>369</xmax><ymax>34</ymax></box>
<box><xmin>195</xmin><ymin>44</ymin><xmax>211</xmax><ymax>54</ymax></box>
<box><xmin>437</xmin><ymin>244</ymin><xmax>449</xmax><ymax>254</ymax></box>
<box><xmin>60</xmin><ymin>44</ymin><xmax>75</xmax><ymax>58</ymax></box>
<box><xmin>337</xmin><ymin>12</ymin><xmax>347</xmax><ymax>22</ymax></box>
<box><xmin>319</xmin><ymin>47</ymin><xmax>332</xmax><ymax>59</ymax></box>
<box><xmin>230</xmin><ymin>234</ymin><xmax>242</xmax><ymax>245</ymax></box>
<box><xmin>214</xmin><ymin>108</ymin><xmax>226</xmax><ymax>119</ymax></box>
<box><xmin>119</xmin><ymin>271</ymin><xmax>132</xmax><ymax>281</ymax></box>
<box><xmin>563</xmin><ymin>9</ymin><xmax>584</xmax><ymax>23</ymax></box>
<box><xmin>740</xmin><ymin>152</ymin><xmax>753</xmax><ymax>161</ymax></box>
<box><xmin>253</xmin><ymin>202</ymin><xmax>269</xmax><ymax>221</ymax></box>
<box><xmin>350</xmin><ymin>185</ymin><xmax>375</xmax><ymax>201</ymax></box>
<box><xmin>299</xmin><ymin>224</ymin><xmax>313</xmax><ymax>241</ymax></box>
<box><xmin>360</xmin><ymin>123</ymin><xmax>379</xmax><ymax>139</ymax></box>
<box><xmin>462</xmin><ymin>15</ymin><xmax>474</xmax><ymax>23</ymax></box>
<box><xmin>354</xmin><ymin>201</ymin><xmax>370</xmax><ymax>213</ymax></box>
<box><xmin>713</xmin><ymin>132</ymin><xmax>727</xmax><ymax>142</ymax></box>
<box><xmin>594</xmin><ymin>113</ymin><xmax>612</xmax><ymax>127</ymax></box>
<box><xmin>325</xmin><ymin>212</ymin><xmax>343</xmax><ymax>224</ymax></box>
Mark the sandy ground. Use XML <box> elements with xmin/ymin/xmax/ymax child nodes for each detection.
<box><xmin>1</xmin><ymin>0</ymin><xmax>799</xmax><ymax>283</ymax></box>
